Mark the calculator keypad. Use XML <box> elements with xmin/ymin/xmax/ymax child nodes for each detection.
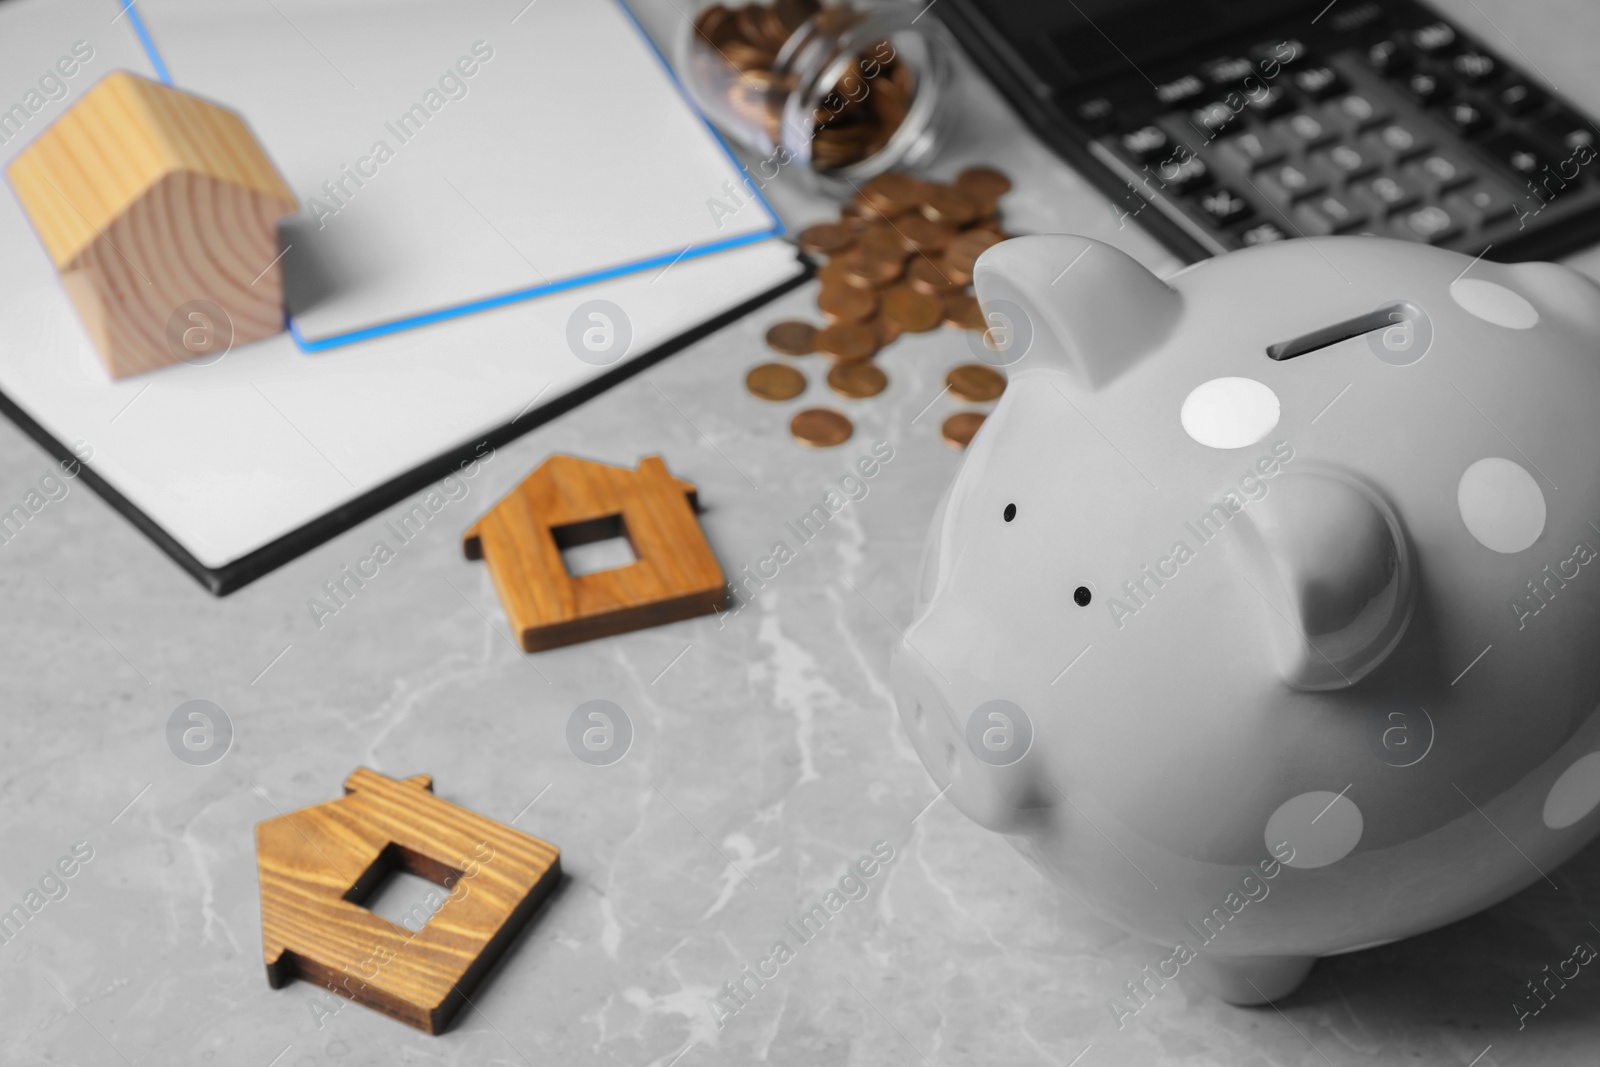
<box><xmin>1072</xmin><ymin>6</ymin><xmax>1595</xmax><ymax>255</ymax></box>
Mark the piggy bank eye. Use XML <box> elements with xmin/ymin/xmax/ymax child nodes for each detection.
<box><xmin>1003</xmin><ymin>503</ymin><xmax>1016</xmax><ymax>522</ymax></box>
<box><xmin>1074</xmin><ymin>586</ymin><xmax>1092</xmax><ymax>607</ymax></box>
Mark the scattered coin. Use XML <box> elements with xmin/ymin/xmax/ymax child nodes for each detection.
<box><xmin>827</xmin><ymin>361</ymin><xmax>888</xmax><ymax>399</ymax></box>
<box><xmin>798</xmin><ymin>222</ymin><xmax>855</xmax><ymax>256</ymax></box>
<box><xmin>814</xmin><ymin>322</ymin><xmax>879</xmax><ymax>363</ymax></box>
<box><xmin>895</xmin><ymin>213</ymin><xmax>957</xmax><ymax>253</ymax></box>
<box><xmin>818</xmin><ymin>283</ymin><xmax>878</xmax><ymax>322</ymax></box>
<box><xmin>842</xmin><ymin>247</ymin><xmax>905</xmax><ymax>287</ymax></box>
<box><xmin>944</xmin><ymin>229</ymin><xmax>1004</xmax><ymax>275</ymax></box>
<box><xmin>858</xmin><ymin>224</ymin><xmax>908</xmax><ymax>257</ymax></box>
<box><xmin>939</xmin><ymin>257</ymin><xmax>974</xmax><ymax>288</ymax></box>
<box><xmin>875</xmin><ymin>316</ymin><xmax>903</xmax><ymax>347</ymax></box>
<box><xmin>920</xmin><ymin>185</ymin><xmax>980</xmax><ymax>226</ymax></box>
<box><xmin>817</xmin><ymin>257</ymin><xmax>871</xmax><ymax>290</ymax></box>
<box><xmin>907</xmin><ymin>256</ymin><xmax>961</xmax><ymax>295</ymax></box>
<box><xmin>881</xmin><ymin>284</ymin><xmax>944</xmax><ymax>333</ymax></box>
<box><xmin>955</xmin><ymin>165</ymin><xmax>1013</xmax><ymax>203</ymax></box>
<box><xmin>765</xmin><ymin>320</ymin><xmax>817</xmax><ymax>356</ymax></box>
<box><xmin>941</xmin><ymin>411</ymin><xmax>987</xmax><ymax>449</ymax></box>
<box><xmin>942</xmin><ymin>292</ymin><xmax>986</xmax><ymax>330</ymax></box>
<box><xmin>746</xmin><ymin>362</ymin><xmax>807</xmax><ymax>401</ymax></box>
<box><xmin>946</xmin><ymin>363</ymin><xmax>1006</xmax><ymax>402</ymax></box>
<box><xmin>860</xmin><ymin>172</ymin><xmax>923</xmax><ymax>216</ymax></box>
<box><xmin>791</xmin><ymin>407</ymin><xmax>854</xmax><ymax>448</ymax></box>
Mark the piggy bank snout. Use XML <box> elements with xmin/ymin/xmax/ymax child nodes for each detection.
<box><xmin>894</xmin><ymin>659</ymin><xmax>963</xmax><ymax>780</ymax></box>
<box><xmin>1231</xmin><ymin>469</ymin><xmax>1415</xmax><ymax>690</ymax></box>
<box><xmin>891</xmin><ymin>645</ymin><xmax>1053</xmax><ymax>833</ymax></box>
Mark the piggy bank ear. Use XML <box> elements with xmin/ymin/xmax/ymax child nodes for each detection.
<box><xmin>1229</xmin><ymin>470</ymin><xmax>1415</xmax><ymax>691</ymax></box>
<box><xmin>972</xmin><ymin>235</ymin><xmax>1182</xmax><ymax>390</ymax></box>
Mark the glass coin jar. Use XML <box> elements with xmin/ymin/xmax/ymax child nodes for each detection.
<box><xmin>677</xmin><ymin>0</ymin><xmax>958</xmax><ymax>189</ymax></box>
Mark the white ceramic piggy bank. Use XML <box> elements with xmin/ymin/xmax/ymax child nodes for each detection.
<box><xmin>892</xmin><ymin>233</ymin><xmax>1600</xmax><ymax>1005</ymax></box>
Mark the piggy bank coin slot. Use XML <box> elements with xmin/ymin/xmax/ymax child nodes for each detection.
<box><xmin>1266</xmin><ymin>302</ymin><xmax>1417</xmax><ymax>361</ymax></box>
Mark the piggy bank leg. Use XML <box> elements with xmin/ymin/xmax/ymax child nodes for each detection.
<box><xmin>1185</xmin><ymin>954</ymin><xmax>1316</xmax><ymax>1005</ymax></box>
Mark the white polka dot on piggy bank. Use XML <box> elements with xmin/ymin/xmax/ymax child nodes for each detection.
<box><xmin>889</xmin><ymin>233</ymin><xmax>1600</xmax><ymax>1006</ymax></box>
<box><xmin>1458</xmin><ymin>457</ymin><xmax>1546</xmax><ymax>553</ymax></box>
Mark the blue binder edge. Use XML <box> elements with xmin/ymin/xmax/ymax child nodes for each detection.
<box><xmin>118</xmin><ymin>0</ymin><xmax>786</xmax><ymax>354</ymax></box>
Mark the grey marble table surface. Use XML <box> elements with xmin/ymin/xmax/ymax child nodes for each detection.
<box><xmin>7</xmin><ymin>1</ymin><xmax>1600</xmax><ymax>1065</ymax></box>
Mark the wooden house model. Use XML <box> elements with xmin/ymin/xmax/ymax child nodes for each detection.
<box><xmin>255</xmin><ymin>768</ymin><xmax>560</xmax><ymax>1034</ymax></box>
<box><xmin>464</xmin><ymin>455</ymin><xmax>727</xmax><ymax>651</ymax></box>
<box><xmin>6</xmin><ymin>71</ymin><xmax>297</xmax><ymax>378</ymax></box>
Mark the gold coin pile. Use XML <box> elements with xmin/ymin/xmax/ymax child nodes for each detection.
<box><xmin>689</xmin><ymin>1</ymin><xmax>915</xmax><ymax>172</ymax></box>
<box><xmin>746</xmin><ymin>167</ymin><xmax>1015</xmax><ymax>448</ymax></box>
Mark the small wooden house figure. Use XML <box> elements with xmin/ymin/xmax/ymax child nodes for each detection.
<box><xmin>255</xmin><ymin>768</ymin><xmax>560</xmax><ymax>1034</ymax></box>
<box><xmin>464</xmin><ymin>455</ymin><xmax>727</xmax><ymax>651</ymax></box>
<box><xmin>6</xmin><ymin>71</ymin><xmax>297</xmax><ymax>379</ymax></box>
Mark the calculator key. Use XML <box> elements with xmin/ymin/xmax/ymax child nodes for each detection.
<box><xmin>1156</xmin><ymin>156</ymin><xmax>1213</xmax><ymax>195</ymax></box>
<box><xmin>1250</xmin><ymin>39</ymin><xmax>1309</xmax><ymax>70</ymax></box>
<box><xmin>1353</xmin><ymin>173</ymin><xmax>1422</xmax><ymax>213</ymax></box>
<box><xmin>1532</xmin><ymin>109</ymin><xmax>1599</xmax><ymax>155</ymax></box>
<box><xmin>1444</xmin><ymin>184</ymin><xmax>1517</xmax><ymax>227</ymax></box>
<box><xmin>1193</xmin><ymin>100</ymin><xmax>1242</xmax><ymax>137</ymax></box>
<box><xmin>1155</xmin><ymin>74</ymin><xmax>1205</xmax><ymax>106</ymax></box>
<box><xmin>1411</xmin><ymin>21</ymin><xmax>1457</xmax><ymax>53</ymax></box>
<box><xmin>1193</xmin><ymin>186</ymin><xmax>1254</xmax><ymax>225</ymax></box>
<box><xmin>1280</xmin><ymin>112</ymin><xmax>1336</xmax><ymax>149</ymax></box>
<box><xmin>1243</xmin><ymin>85</ymin><xmax>1294</xmax><ymax>119</ymax></box>
<box><xmin>1405</xmin><ymin>71</ymin><xmax>1449</xmax><ymax>104</ymax></box>
<box><xmin>1390</xmin><ymin>204</ymin><xmax>1460</xmax><ymax>243</ymax></box>
<box><xmin>1326</xmin><ymin>93</ymin><xmax>1390</xmax><ymax>131</ymax></box>
<box><xmin>1329</xmin><ymin>2</ymin><xmax>1385</xmax><ymax>34</ymax></box>
<box><xmin>1294</xmin><ymin>192</ymin><xmax>1368</xmax><ymax>235</ymax></box>
<box><xmin>1440</xmin><ymin>99</ymin><xmax>1493</xmax><ymax>137</ymax></box>
<box><xmin>1365</xmin><ymin>39</ymin><xmax>1412</xmax><ymax>74</ymax></box>
<box><xmin>1075</xmin><ymin>97</ymin><xmax>1116</xmax><ymax>132</ymax></box>
<box><xmin>1216</xmin><ymin>128</ymin><xmax>1288</xmax><ymax>171</ymax></box>
<box><xmin>1293</xmin><ymin>65</ymin><xmax>1346</xmax><ymax>100</ymax></box>
<box><xmin>1405</xmin><ymin>151</ymin><xmax>1476</xmax><ymax>192</ymax></box>
<box><xmin>1494</xmin><ymin>81</ymin><xmax>1547</xmax><ymax>116</ymax></box>
<box><xmin>1364</xmin><ymin>123</ymin><xmax>1433</xmax><ymax>164</ymax></box>
<box><xmin>1257</xmin><ymin>162</ymin><xmax>1325</xmax><ymax>203</ymax></box>
<box><xmin>1121</xmin><ymin>125</ymin><xmax>1171</xmax><ymax>161</ymax></box>
<box><xmin>1277</xmin><ymin>39</ymin><xmax>1310</xmax><ymax>66</ymax></box>
<box><xmin>1201</xmin><ymin>56</ymin><xmax>1254</xmax><ymax>85</ymax></box>
<box><xmin>1478</xmin><ymin>131</ymin><xmax>1557</xmax><ymax>178</ymax></box>
<box><xmin>1450</xmin><ymin>51</ymin><xmax>1498</xmax><ymax>83</ymax></box>
<box><xmin>1312</xmin><ymin>143</ymin><xmax>1378</xmax><ymax>182</ymax></box>
<box><xmin>1237</xmin><ymin>221</ymin><xmax>1290</xmax><ymax>245</ymax></box>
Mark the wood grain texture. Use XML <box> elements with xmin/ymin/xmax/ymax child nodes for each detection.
<box><xmin>6</xmin><ymin>72</ymin><xmax>297</xmax><ymax>379</ymax></box>
<box><xmin>464</xmin><ymin>455</ymin><xmax>727</xmax><ymax>651</ymax></box>
<box><xmin>254</xmin><ymin>768</ymin><xmax>560</xmax><ymax>1034</ymax></box>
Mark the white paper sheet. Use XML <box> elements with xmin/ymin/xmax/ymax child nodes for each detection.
<box><xmin>135</xmin><ymin>0</ymin><xmax>783</xmax><ymax>347</ymax></box>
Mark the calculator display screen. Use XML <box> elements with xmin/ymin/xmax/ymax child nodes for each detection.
<box><xmin>971</xmin><ymin>0</ymin><xmax>1314</xmax><ymax>85</ymax></box>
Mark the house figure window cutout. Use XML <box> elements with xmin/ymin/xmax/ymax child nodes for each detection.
<box><xmin>254</xmin><ymin>768</ymin><xmax>560</xmax><ymax>1034</ymax></box>
<box><xmin>463</xmin><ymin>455</ymin><xmax>727</xmax><ymax>651</ymax></box>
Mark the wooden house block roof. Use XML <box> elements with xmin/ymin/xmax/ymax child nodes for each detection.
<box><xmin>6</xmin><ymin>71</ymin><xmax>296</xmax><ymax>270</ymax></box>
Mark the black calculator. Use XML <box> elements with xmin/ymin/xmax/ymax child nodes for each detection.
<box><xmin>935</xmin><ymin>0</ymin><xmax>1600</xmax><ymax>262</ymax></box>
